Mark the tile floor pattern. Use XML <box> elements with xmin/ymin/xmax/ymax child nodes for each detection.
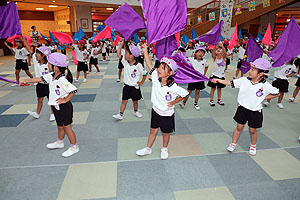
<box><xmin>0</xmin><ymin>53</ymin><xmax>299</xmax><ymax>200</ymax></box>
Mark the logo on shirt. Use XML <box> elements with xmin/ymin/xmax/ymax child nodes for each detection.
<box><xmin>55</xmin><ymin>85</ymin><xmax>60</xmax><ymax>95</ymax></box>
<box><xmin>216</xmin><ymin>59</ymin><xmax>225</xmax><ymax>67</ymax></box>
<box><xmin>131</xmin><ymin>69</ymin><xmax>137</xmax><ymax>78</ymax></box>
<box><xmin>256</xmin><ymin>88</ymin><xmax>263</xmax><ymax>97</ymax></box>
<box><xmin>285</xmin><ymin>68</ymin><xmax>291</xmax><ymax>74</ymax></box>
<box><xmin>19</xmin><ymin>51</ymin><xmax>22</xmax><ymax>56</ymax></box>
<box><xmin>165</xmin><ymin>92</ymin><xmax>172</xmax><ymax>101</ymax></box>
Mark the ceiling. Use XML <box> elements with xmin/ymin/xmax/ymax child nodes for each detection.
<box><xmin>15</xmin><ymin>2</ymin><xmax>69</xmax><ymax>11</ymax></box>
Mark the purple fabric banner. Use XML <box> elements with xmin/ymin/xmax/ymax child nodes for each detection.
<box><xmin>0</xmin><ymin>2</ymin><xmax>22</xmax><ymax>38</ymax></box>
<box><xmin>240</xmin><ymin>35</ymin><xmax>264</xmax><ymax>74</ymax></box>
<box><xmin>0</xmin><ymin>76</ymin><xmax>18</xmax><ymax>84</ymax></box>
<box><xmin>155</xmin><ymin>35</ymin><xmax>178</xmax><ymax>61</ymax></box>
<box><xmin>269</xmin><ymin>17</ymin><xmax>300</xmax><ymax>67</ymax></box>
<box><xmin>105</xmin><ymin>2</ymin><xmax>146</xmax><ymax>41</ymax></box>
<box><xmin>197</xmin><ymin>21</ymin><xmax>223</xmax><ymax>46</ymax></box>
<box><xmin>141</xmin><ymin>0</ymin><xmax>187</xmax><ymax>44</ymax></box>
<box><xmin>169</xmin><ymin>52</ymin><xmax>211</xmax><ymax>84</ymax></box>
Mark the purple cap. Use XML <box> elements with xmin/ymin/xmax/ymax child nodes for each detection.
<box><xmin>251</xmin><ymin>58</ymin><xmax>271</xmax><ymax>71</ymax></box>
<box><xmin>37</xmin><ymin>46</ymin><xmax>51</xmax><ymax>57</ymax></box>
<box><xmin>48</xmin><ymin>53</ymin><xmax>69</xmax><ymax>67</ymax></box>
<box><xmin>160</xmin><ymin>56</ymin><xmax>178</xmax><ymax>73</ymax></box>
<box><xmin>195</xmin><ymin>46</ymin><xmax>206</xmax><ymax>53</ymax></box>
<box><xmin>129</xmin><ymin>45</ymin><xmax>141</xmax><ymax>57</ymax></box>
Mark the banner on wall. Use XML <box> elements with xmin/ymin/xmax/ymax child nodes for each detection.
<box><xmin>197</xmin><ymin>16</ymin><xmax>203</xmax><ymax>24</ymax></box>
<box><xmin>249</xmin><ymin>1</ymin><xmax>256</xmax><ymax>11</ymax></box>
<box><xmin>219</xmin><ymin>0</ymin><xmax>235</xmax><ymax>38</ymax></box>
<box><xmin>262</xmin><ymin>0</ymin><xmax>270</xmax><ymax>8</ymax></box>
<box><xmin>209</xmin><ymin>12</ymin><xmax>215</xmax><ymax>21</ymax></box>
<box><xmin>234</xmin><ymin>5</ymin><xmax>242</xmax><ymax>15</ymax></box>
<box><xmin>187</xmin><ymin>18</ymin><xmax>191</xmax><ymax>25</ymax></box>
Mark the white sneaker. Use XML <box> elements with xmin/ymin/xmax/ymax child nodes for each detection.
<box><xmin>46</xmin><ymin>140</ymin><xmax>64</xmax><ymax>149</ymax></box>
<box><xmin>289</xmin><ymin>97</ymin><xmax>295</xmax><ymax>102</ymax></box>
<box><xmin>11</xmin><ymin>83</ymin><xmax>18</xmax><ymax>87</ymax></box>
<box><xmin>249</xmin><ymin>145</ymin><xmax>256</xmax><ymax>156</ymax></box>
<box><xmin>33</xmin><ymin>83</ymin><xmax>38</xmax><ymax>86</ymax></box>
<box><xmin>227</xmin><ymin>143</ymin><xmax>236</xmax><ymax>152</ymax></box>
<box><xmin>298</xmin><ymin>136</ymin><xmax>300</xmax><ymax>141</ymax></box>
<box><xmin>112</xmin><ymin>113</ymin><xmax>123</xmax><ymax>120</ymax></box>
<box><xmin>49</xmin><ymin>114</ymin><xmax>55</xmax><ymax>122</ymax></box>
<box><xmin>276</xmin><ymin>103</ymin><xmax>284</xmax><ymax>109</ymax></box>
<box><xmin>179</xmin><ymin>102</ymin><xmax>185</xmax><ymax>109</ymax></box>
<box><xmin>161</xmin><ymin>148</ymin><xmax>169</xmax><ymax>160</ymax></box>
<box><xmin>194</xmin><ymin>104</ymin><xmax>200</xmax><ymax>110</ymax></box>
<box><xmin>62</xmin><ymin>145</ymin><xmax>79</xmax><ymax>157</ymax></box>
<box><xmin>74</xmin><ymin>79</ymin><xmax>79</xmax><ymax>83</ymax></box>
<box><xmin>83</xmin><ymin>78</ymin><xmax>87</xmax><ymax>83</ymax></box>
<box><xmin>27</xmin><ymin>110</ymin><xmax>40</xmax><ymax>119</ymax></box>
<box><xmin>263</xmin><ymin>101</ymin><xmax>269</xmax><ymax>107</ymax></box>
<box><xmin>133</xmin><ymin>111</ymin><xmax>143</xmax><ymax>118</ymax></box>
<box><xmin>136</xmin><ymin>147</ymin><xmax>152</xmax><ymax>156</ymax></box>
<box><xmin>116</xmin><ymin>79</ymin><xmax>120</xmax><ymax>82</ymax></box>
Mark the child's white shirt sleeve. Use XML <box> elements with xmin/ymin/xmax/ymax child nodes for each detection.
<box><xmin>61</xmin><ymin>78</ymin><xmax>77</xmax><ymax>93</ymax></box>
<box><xmin>172</xmin><ymin>84</ymin><xmax>189</xmax><ymax>98</ymax></box>
<box><xmin>231</xmin><ymin>77</ymin><xmax>246</xmax><ymax>88</ymax></box>
<box><xmin>41</xmin><ymin>73</ymin><xmax>53</xmax><ymax>84</ymax></box>
<box><xmin>22</xmin><ymin>48</ymin><xmax>30</xmax><ymax>56</ymax></box>
<box><xmin>137</xmin><ymin>64</ymin><xmax>148</xmax><ymax>76</ymax></box>
<box><xmin>265</xmin><ymin>82</ymin><xmax>279</xmax><ymax>95</ymax></box>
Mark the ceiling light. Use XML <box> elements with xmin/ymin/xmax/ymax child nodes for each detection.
<box><xmin>49</xmin><ymin>5</ymin><xmax>58</xmax><ymax>7</ymax></box>
<box><xmin>187</xmin><ymin>13</ymin><xmax>190</xmax><ymax>15</ymax></box>
<box><xmin>36</xmin><ymin>8</ymin><xmax>44</xmax><ymax>10</ymax></box>
<box><xmin>106</xmin><ymin>8</ymin><xmax>113</xmax><ymax>11</ymax></box>
<box><xmin>52</xmin><ymin>1</ymin><xmax>55</xmax><ymax>2</ymax></box>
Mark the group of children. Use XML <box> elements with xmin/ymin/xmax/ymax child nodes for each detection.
<box><xmin>4</xmin><ymin>32</ymin><xmax>299</xmax><ymax>159</ymax></box>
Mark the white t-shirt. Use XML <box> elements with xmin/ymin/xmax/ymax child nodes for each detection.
<box><xmin>90</xmin><ymin>47</ymin><xmax>100</xmax><ymax>58</ymax></box>
<box><xmin>32</xmin><ymin>53</ymin><xmax>50</xmax><ymax>83</ymax></box>
<box><xmin>41</xmin><ymin>73</ymin><xmax>77</xmax><ymax>107</ymax></box>
<box><xmin>211</xmin><ymin>58</ymin><xmax>226</xmax><ymax>78</ymax></box>
<box><xmin>232</xmin><ymin>77</ymin><xmax>279</xmax><ymax>111</ymax></box>
<box><xmin>185</xmin><ymin>48</ymin><xmax>194</xmax><ymax>58</ymax></box>
<box><xmin>150</xmin><ymin>69</ymin><xmax>189</xmax><ymax>116</ymax></box>
<box><xmin>102</xmin><ymin>43</ymin><xmax>107</xmax><ymax>53</ymax></box>
<box><xmin>238</xmin><ymin>46</ymin><xmax>245</xmax><ymax>60</ymax></box>
<box><xmin>121</xmin><ymin>56</ymin><xmax>147</xmax><ymax>87</ymax></box>
<box><xmin>189</xmin><ymin>57</ymin><xmax>208</xmax><ymax>75</ymax></box>
<box><xmin>274</xmin><ymin>64</ymin><xmax>297</xmax><ymax>80</ymax></box>
<box><xmin>227</xmin><ymin>49</ymin><xmax>233</xmax><ymax>58</ymax></box>
<box><xmin>12</xmin><ymin>48</ymin><xmax>30</xmax><ymax>60</ymax></box>
<box><xmin>73</xmin><ymin>46</ymin><xmax>89</xmax><ymax>62</ymax></box>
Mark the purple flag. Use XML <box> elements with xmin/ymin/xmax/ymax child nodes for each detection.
<box><xmin>105</xmin><ymin>2</ymin><xmax>146</xmax><ymax>41</ymax></box>
<box><xmin>141</xmin><ymin>0</ymin><xmax>187</xmax><ymax>45</ymax></box>
<box><xmin>269</xmin><ymin>17</ymin><xmax>300</xmax><ymax>67</ymax></box>
<box><xmin>197</xmin><ymin>21</ymin><xmax>223</xmax><ymax>46</ymax></box>
<box><xmin>0</xmin><ymin>2</ymin><xmax>22</xmax><ymax>38</ymax></box>
<box><xmin>0</xmin><ymin>76</ymin><xmax>18</xmax><ymax>84</ymax></box>
<box><xmin>169</xmin><ymin>52</ymin><xmax>211</xmax><ymax>84</ymax></box>
<box><xmin>240</xmin><ymin>35</ymin><xmax>264</xmax><ymax>74</ymax></box>
<box><xmin>155</xmin><ymin>35</ymin><xmax>178</xmax><ymax>61</ymax></box>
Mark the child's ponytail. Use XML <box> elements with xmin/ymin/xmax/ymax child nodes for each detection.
<box><xmin>66</xmin><ymin>68</ymin><xmax>73</xmax><ymax>83</ymax></box>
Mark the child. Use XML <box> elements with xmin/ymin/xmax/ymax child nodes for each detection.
<box><xmin>23</xmin><ymin>41</ymin><xmax>55</xmax><ymax>121</ymax></box>
<box><xmin>71</xmin><ymin>40</ymin><xmax>89</xmax><ymax>82</ymax></box>
<box><xmin>289</xmin><ymin>73</ymin><xmax>300</xmax><ymax>102</ymax></box>
<box><xmin>179</xmin><ymin>46</ymin><xmax>208</xmax><ymax>110</ymax></box>
<box><xmin>212</xmin><ymin>58</ymin><xmax>279</xmax><ymax>156</ymax></box>
<box><xmin>20</xmin><ymin>53</ymin><xmax>79</xmax><ymax>158</ymax></box>
<box><xmin>234</xmin><ymin>42</ymin><xmax>247</xmax><ymax>79</ymax></box>
<box><xmin>185</xmin><ymin>40</ymin><xmax>195</xmax><ymax>58</ymax></box>
<box><xmin>89</xmin><ymin>42</ymin><xmax>101</xmax><ymax>73</ymax></box>
<box><xmin>263</xmin><ymin>60</ymin><xmax>296</xmax><ymax>109</ymax></box>
<box><xmin>101</xmin><ymin>40</ymin><xmax>107</xmax><ymax>61</ymax></box>
<box><xmin>207</xmin><ymin>42</ymin><xmax>227</xmax><ymax>106</ymax></box>
<box><xmin>136</xmin><ymin>43</ymin><xmax>189</xmax><ymax>160</ymax></box>
<box><xmin>112</xmin><ymin>40</ymin><xmax>147</xmax><ymax>120</ymax></box>
<box><xmin>116</xmin><ymin>45</ymin><xmax>126</xmax><ymax>82</ymax></box>
<box><xmin>4</xmin><ymin>37</ymin><xmax>33</xmax><ymax>87</ymax></box>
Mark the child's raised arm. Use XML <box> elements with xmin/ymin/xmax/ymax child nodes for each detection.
<box><xmin>142</xmin><ymin>43</ymin><xmax>154</xmax><ymax>72</ymax></box>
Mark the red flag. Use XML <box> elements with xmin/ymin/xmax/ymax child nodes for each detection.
<box><xmin>208</xmin><ymin>44</ymin><xmax>215</xmax><ymax>50</ymax></box>
<box><xmin>114</xmin><ymin>36</ymin><xmax>122</xmax><ymax>46</ymax></box>
<box><xmin>7</xmin><ymin>35</ymin><xmax>32</xmax><ymax>47</ymax></box>
<box><xmin>262</xmin><ymin>23</ymin><xmax>272</xmax><ymax>46</ymax></box>
<box><xmin>51</xmin><ymin>32</ymin><xmax>74</xmax><ymax>45</ymax></box>
<box><xmin>93</xmin><ymin>26</ymin><xmax>111</xmax><ymax>43</ymax></box>
<box><xmin>228</xmin><ymin>24</ymin><xmax>238</xmax><ymax>50</ymax></box>
<box><xmin>72</xmin><ymin>51</ymin><xmax>78</xmax><ymax>65</ymax></box>
<box><xmin>175</xmin><ymin>32</ymin><xmax>180</xmax><ymax>47</ymax></box>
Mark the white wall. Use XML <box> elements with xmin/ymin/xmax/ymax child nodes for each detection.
<box><xmin>72</xmin><ymin>0</ymin><xmax>211</xmax><ymax>8</ymax></box>
<box><xmin>75</xmin><ymin>6</ymin><xmax>93</xmax><ymax>32</ymax></box>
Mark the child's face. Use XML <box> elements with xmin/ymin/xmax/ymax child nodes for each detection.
<box><xmin>215</xmin><ymin>44</ymin><xmax>224</xmax><ymax>55</ymax></box>
<box><xmin>35</xmin><ymin>51</ymin><xmax>44</xmax><ymax>62</ymax></box>
<box><xmin>78</xmin><ymin>43</ymin><xmax>83</xmax><ymax>49</ymax></box>
<box><xmin>157</xmin><ymin>63</ymin><xmax>173</xmax><ymax>79</ymax></box>
<box><xmin>248</xmin><ymin>67</ymin><xmax>263</xmax><ymax>79</ymax></box>
<box><xmin>15</xmin><ymin>41</ymin><xmax>22</xmax><ymax>48</ymax></box>
<box><xmin>124</xmin><ymin>50</ymin><xmax>133</xmax><ymax>61</ymax></box>
<box><xmin>195</xmin><ymin>50</ymin><xmax>204</xmax><ymax>60</ymax></box>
